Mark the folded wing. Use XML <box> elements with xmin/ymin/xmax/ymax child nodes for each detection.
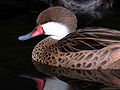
<box><xmin>56</xmin><ymin>27</ymin><xmax>120</xmax><ymax>52</ymax></box>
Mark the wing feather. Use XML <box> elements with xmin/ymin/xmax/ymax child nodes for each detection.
<box><xmin>55</xmin><ymin>27</ymin><xmax>120</xmax><ymax>52</ymax></box>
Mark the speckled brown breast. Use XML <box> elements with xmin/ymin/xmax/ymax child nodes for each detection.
<box><xmin>32</xmin><ymin>36</ymin><xmax>120</xmax><ymax>70</ymax></box>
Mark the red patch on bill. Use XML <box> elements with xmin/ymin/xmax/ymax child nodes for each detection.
<box><xmin>32</xmin><ymin>26</ymin><xmax>44</xmax><ymax>37</ymax></box>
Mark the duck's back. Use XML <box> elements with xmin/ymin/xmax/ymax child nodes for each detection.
<box><xmin>56</xmin><ymin>27</ymin><xmax>120</xmax><ymax>52</ymax></box>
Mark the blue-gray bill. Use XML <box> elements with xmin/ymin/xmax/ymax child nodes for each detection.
<box><xmin>18</xmin><ymin>32</ymin><xmax>33</xmax><ymax>41</ymax></box>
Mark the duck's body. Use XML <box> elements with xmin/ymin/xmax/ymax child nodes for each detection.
<box><xmin>32</xmin><ymin>27</ymin><xmax>120</xmax><ymax>69</ymax></box>
<box><xmin>19</xmin><ymin>7</ymin><xmax>120</xmax><ymax>70</ymax></box>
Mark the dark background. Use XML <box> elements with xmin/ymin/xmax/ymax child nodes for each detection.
<box><xmin>0</xmin><ymin>0</ymin><xmax>120</xmax><ymax>90</ymax></box>
<box><xmin>0</xmin><ymin>0</ymin><xmax>49</xmax><ymax>90</ymax></box>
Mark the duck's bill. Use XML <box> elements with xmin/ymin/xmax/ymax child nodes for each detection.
<box><xmin>18</xmin><ymin>25</ymin><xmax>44</xmax><ymax>41</ymax></box>
<box><xmin>18</xmin><ymin>31</ymin><xmax>33</xmax><ymax>41</ymax></box>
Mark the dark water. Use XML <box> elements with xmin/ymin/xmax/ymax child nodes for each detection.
<box><xmin>1</xmin><ymin>0</ymin><xmax>120</xmax><ymax>90</ymax></box>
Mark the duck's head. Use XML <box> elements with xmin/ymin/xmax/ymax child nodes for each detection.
<box><xmin>18</xmin><ymin>7</ymin><xmax>77</xmax><ymax>40</ymax></box>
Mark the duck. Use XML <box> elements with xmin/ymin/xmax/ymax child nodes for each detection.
<box><xmin>18</xmin><ymin>6</ymin><xmax>120</xmax><ymax>70</ymax></box>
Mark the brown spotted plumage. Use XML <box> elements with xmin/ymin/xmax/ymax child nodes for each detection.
<box><xmin>32</xmin><ymin>37</ymin><xmax>120</xmax><ymax>69</ymax></box>
<box><xmin>19</xmin><ymin>7</ymin><xmax>120</xmax><ymax>70</ymax></box>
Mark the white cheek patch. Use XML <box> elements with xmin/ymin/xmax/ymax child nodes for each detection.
<box><xmin>42</xmin><ymin>22</ymin><xmax>70</xmax><ymax>40</ymax></box>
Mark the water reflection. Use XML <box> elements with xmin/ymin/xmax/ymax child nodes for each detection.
<box><xmin>20</xmin><ymin>74</ymin><xmax>71</xmax><ymax>90</ymax></box>
<box><xmin>32</xmin><ymin>62</ymin><xmax>120</xmax><ymax>89</ymax></box>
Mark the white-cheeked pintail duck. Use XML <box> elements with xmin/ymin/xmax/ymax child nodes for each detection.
<box><xmin>19</xmin><ymin>6</ymin><xmax>120</xmax><ymax>70</ymax></box>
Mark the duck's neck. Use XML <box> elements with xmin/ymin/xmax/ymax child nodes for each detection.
<box><xmin>32</xmin><ymin>37</ymin><xmax>58</xmax><ymax>63</ymax></box>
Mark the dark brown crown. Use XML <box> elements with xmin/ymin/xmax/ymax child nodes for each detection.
<box><xmin>36</xmin><ymin>6</ymin><xmax>77</xmax><ymax>32</ymax></box>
